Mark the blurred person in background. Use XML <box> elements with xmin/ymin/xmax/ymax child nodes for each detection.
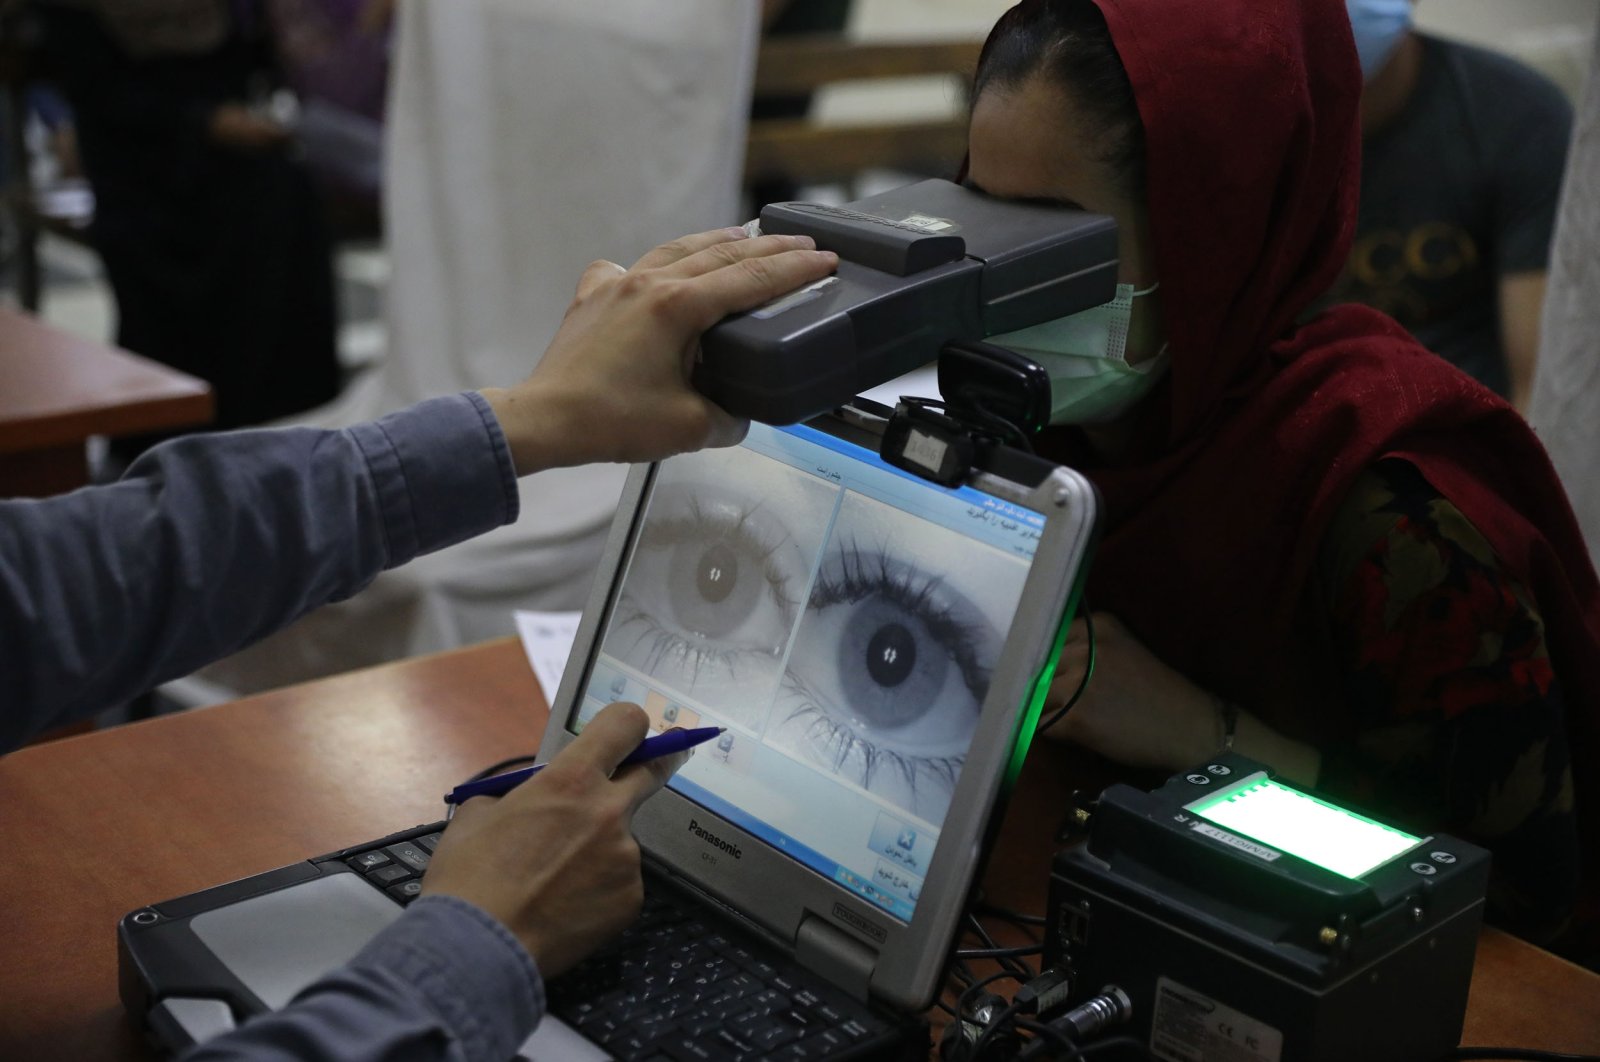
<box><xmin>36</xmin><ymin>0</ymin><xmax>341</xmax><ymax>448</ymax></box>
<box><xmin>264</xmin><ymin>0</ymin><xmax>391</xmax><ymax>227</ymax></box>
<box><xmin>185</xmin><ymin>0</ymin><xmax>769</xmax><ymax>699</ymax></box>
<box><xmin>1329</xmin><ymin>0</ymin><xmax>1573</xmax><ymax>412</ymax></box>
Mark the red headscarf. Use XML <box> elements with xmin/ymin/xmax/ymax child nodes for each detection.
<box><xmin>1009</xmin><ymin>0</ymin><xmax>1600</xmax><ymax>912</ymax></box>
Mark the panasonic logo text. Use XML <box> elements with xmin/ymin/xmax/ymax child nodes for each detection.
<box><xmin>832</xmin><ymin>902</ymin><xmax>888</xmax><ymax>943</ymax></box>
<box><xmin>688</xmin><ymin>819</ymin><xmax>743</xmax><ymax>860</ymax></box>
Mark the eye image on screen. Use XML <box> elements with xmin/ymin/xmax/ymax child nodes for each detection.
<box><xmin>768</xmin><ymin>491</ymin><xmax>1031</xmax><ymax>822</ymax></box>
<box><xmin>600</xmin><ymin>445</ymin><xmax>838</xmax><ymax>729</ymax></box>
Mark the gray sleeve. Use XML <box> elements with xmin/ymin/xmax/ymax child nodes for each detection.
<box><xmin>181</xmin><ymin>896</ymin><xmax>546</xmax><ymax>1062</ymax></box>
<box><xmin>0</xmin><ymin>392</ymin><xmax>519</xmax><ymax>750</ymax></box>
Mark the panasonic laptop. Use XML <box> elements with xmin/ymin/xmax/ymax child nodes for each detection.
<box><xmin>118</xmin><ymin>406</ymin><xmax>1097</xmax><ymax>1061</ymax></box>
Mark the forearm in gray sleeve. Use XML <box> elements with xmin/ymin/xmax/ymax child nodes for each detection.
<box><xmin>0</xmin><ymin>393</ymin><xmax>519</xmax><ymax>750</ymax></box>
<box><xmin>180</xmin><ymin>896</ymin><xmax>546</xmax><ymax>1062</ymax></box>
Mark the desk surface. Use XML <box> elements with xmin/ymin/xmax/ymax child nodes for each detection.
<box><xmin>1</xmin><ymin>638</ymin><xmax>1596</xmax><ymax>1060</ymax></box>
<box><xmin>0</xmin><ymin>306</ymin><xmax>212</xmax><ymax>454</ymax></box>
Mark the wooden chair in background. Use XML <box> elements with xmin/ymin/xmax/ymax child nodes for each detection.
<box><xmin>746</xmin><ymin>34</ymin><xmax>983</xmax><ymax>196</ymax></box>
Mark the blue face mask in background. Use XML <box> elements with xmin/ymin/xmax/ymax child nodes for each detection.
<box><xmin>1346</xmin><ymin>0</ymin><xmax>1414</xmax><ymax>80</ymax></box>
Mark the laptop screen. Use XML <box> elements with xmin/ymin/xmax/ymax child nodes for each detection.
<box><xmin>572</xmin><ymin>422</ymin><xmax>1043</xmax><ymax>922</ymax></box>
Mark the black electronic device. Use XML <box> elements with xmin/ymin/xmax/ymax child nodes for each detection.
<box><xmin>874</xmin><ymin>340</ymin><xmax>1056</xmax><ymax>488</ymax></box>
<box><xmin>1045</xmin><ymin>755</ymin><xmax>1490</xmax><ymax>1062</ymax></box>
<box><xmin>695</xmin><ymin>178</ymin><xmax>1118</xmax><ymax>425</ymax></box>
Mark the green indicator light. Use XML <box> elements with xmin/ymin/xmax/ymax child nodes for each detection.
<box><xmin>1004</xmin><ymin>582</ymin><xmax>1085</xmax><ymax>791</ymax></box>
<box><xmin>1187</xmin><ymin>777</ymin><xmax>1422</xmax><ymax>879</ymax></box>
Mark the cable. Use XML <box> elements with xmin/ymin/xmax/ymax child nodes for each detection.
<box><xmin>970</xmin><ymin>998</ymin><xmax>1025</xmax><ymax>1060</ymax></box>
<box><xmin>944</xmin><ymin>945</ymin><xmax>1066</xmax><ymax>1060</ymax></box>
<box><xmin>972</xmin><ymin>901</ymin><xmax>1048</xmax><ymax>927</ymax></box>
<box><xmin>460</xmin><ymin>753</ymin><xmax>538</xmax><ymax>785</ymax></box>
<box><xmin>966</xmin><ymin>911</ymin><xmax>1005</xmax><ymax>950</ymax></box>
<box><xmin>961</xmin><ymin>911</ymin><xmax>1038</xmax><ymax>982</ymax></box>
<box><xmin>1014</xmin><ymin>987</ymin><xmax>1138</xmax><ymax>1060</ymax></box>
<box><xmin>898</xmin><ymin>395</ymin><xmax>953</xmax><ymax>420</ymax></box>
<box><xmin>1039</xmin><ymin>605</ymin><xmax>1094</xmax><ymax>735</ymax></box>
<box><xmin>982</xmin><ymin>969</ymin><xmax>1075</xmax><ymax>1060</ymax></box>
<box><xmin>1443</xmin><ymin>1050</ymin><xmax>1600</xmax><ymax>1061</ymax></box>
<box><xmin>956</xmin><ymin>944</ymin><xmax>1045</xmax><ymax>960</ymax></box>
<box><xmin>1014</xmin><ymin>1017</ymin><xmax>1078</xmax><ymax>1059</ymax></box>
<box><xmin>971</xmin><ymin>911</ymin><xmax>1044</xmax><ymax>950</ymax></box>
<box><xmin>896</xmin><ymin>394</ymin><xmax>1036</xmax><ymax>454</ymax></box>
<box><xmin>968</xmin><ymin>396</ymin><xmax>1036</xmax><ymax>454</ymax></box>
<box><xmin>964</xmin><ymin>913</ymin><xmax>1037</xmax><ymax>976</ymax></box>
<box><xmin>1052</xmin><ymin>988</ymin><xmax>1134</xmax><ymax>1042</ymax></box>
<box><xmin>447</xmin><ymin>755</ymin><xmax>540</xmax><ymax>818</ymax></box>
<box><xmin>953</xmin><ymin>970</ymin><xmax>1023</xmax><ymax>1019</ymax></box>
<box><xmin>942</xmin><ymin>970</ymin><xmax>1026</xmax><ymax>1061</ymax></box>
<box><xmin>1012</xmin><ymin>970</ymin><xmax>1073</xmax><ymax>1019</ymax></box>
<box><xmin>1018</xmin><ymin>1031</ymin><xmax>1152</xmax><ymax>1061</ymax></box>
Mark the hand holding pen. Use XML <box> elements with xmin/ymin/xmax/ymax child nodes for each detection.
<box><xmin>423</xmin><ymin>704</ymin><xmax>716</xmax><ymax>976</ymax></box>
<box><xmin>445</xmin><ymin>724</ymin><xmax>725</xmax><ymax>807</ymax></box>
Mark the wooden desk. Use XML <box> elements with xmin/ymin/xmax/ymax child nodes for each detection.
<box><xmin>1</xmin><ymin>639</ymin><xmax>1596</xmax><ymax>1060</ymax></box>
<box><xmin>0</xmin><ymin>307</ymin><xmax>213</xmax><ymax>497</ymax></box>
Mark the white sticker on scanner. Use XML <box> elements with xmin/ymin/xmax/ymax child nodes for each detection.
<box><xmin>901</xmin><ymin>427</ymin><xmax>950</xmax><ymax>475</ymax></box>
<box><xmin>1191</xmin><ymin>822</ymin><xmax>1283</xmax><ymax>864</ymax></box>
<box><xmin>747</xmin><ymin>276</ymin><xmax>838</xmax><ymax>320</ymax></box>
<box><xmin>1151</xmin><ymin>977</ymin><xmax>1283</xmax><ymax>1062</ymax></box>
<box><xmin>901</xmin><ymin>212</ymin><xmax>955</xmax><ymax>232</ymax></box>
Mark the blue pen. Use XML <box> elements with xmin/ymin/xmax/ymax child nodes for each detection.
<box><xmin>444</xmin><ymin>726</ymin><xmax>725</xmax><ymax>806</ymax></box>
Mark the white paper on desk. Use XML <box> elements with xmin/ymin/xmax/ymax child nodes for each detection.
<box><xmin>856</xmin><ymin>363</ymin><xmax>942</xmax><ymax>410</ymax></box>
<box><xmin>514</xmin><ymin>610</ymin><xmax>582</xmax><ymax>703</ymax></box>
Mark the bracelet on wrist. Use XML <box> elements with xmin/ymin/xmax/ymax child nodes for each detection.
<box><xmin>1214</xmin><ymin>696</ymin><xmax>1240</xmax><ymax>753</ymax></box>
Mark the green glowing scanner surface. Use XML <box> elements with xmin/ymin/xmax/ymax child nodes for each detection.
<box><xmin>1186</xmin><ymin>775</ymin><xmax>1422</xmax><ymax>879</ymax></box>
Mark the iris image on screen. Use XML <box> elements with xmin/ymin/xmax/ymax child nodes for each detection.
<box><xmin>601</xmin><ymin>446</ymin><xmax>836</xmax><ymax>729</ymax></box>
<box><xmin>768</xmin><ymin>491</ymin><xmax>1030</xmax><ymax>822</ymax></box>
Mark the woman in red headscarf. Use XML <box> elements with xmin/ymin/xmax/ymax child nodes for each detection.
<box><xmin>967</xmin><ymin>0</ymin><xmax>1599</xmax><ymax>958</ymax></box>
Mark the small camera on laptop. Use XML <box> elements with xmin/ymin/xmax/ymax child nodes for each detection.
<box><xmin>881</xmin><ymin>341</ymin><xmax>1053</xmax><ymax>487</ymax></box>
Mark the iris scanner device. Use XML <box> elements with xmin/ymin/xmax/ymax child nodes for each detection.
<box><xmin>695</xmin><ymin>179</ymin><xmax>1119</xmax><ymax>425</ymax></box>
<box><xmin>1047</xmin><ymin>755</ymin><xmax>1490</xmax><ymax>1062</ymax></box>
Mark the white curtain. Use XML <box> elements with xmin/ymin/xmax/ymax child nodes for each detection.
<box><xmin>193</xmin><ymin>0</ymin><xmax>761</xmax><ymax>696</ymax></box>
<box><xmin>1529</xmin><ymin>17</ymin><xmax>1600</xmax><ymax>564</ymax></box>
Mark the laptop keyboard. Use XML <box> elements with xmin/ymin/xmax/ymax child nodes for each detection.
<box><xmin>335</xmin><ymin>824</ymin><xmax>444</xmax><ymax>906</ymax></box>
<box><xmin>327</xmin><ymin>825</ymin><xmax>907</xmax><ymax>1061</ymax></box>
<box><xmin>548</xmin><ymin>890</ymin><xmax>899</xmax><ymax>1061</ymax></box>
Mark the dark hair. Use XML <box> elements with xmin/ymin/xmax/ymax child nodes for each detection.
<box><xmin>972</xmin><ymin>0</ymin><xmax>1147</xmax><ymax>199</ymax></box>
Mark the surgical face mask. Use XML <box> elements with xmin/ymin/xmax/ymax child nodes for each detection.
<box><xmin>1346</xmin><ymin>0</ymin><xmax>1413</xmax><ymax>80</ymax></box>
<box><xmin>987</xmin><ymin>282</ymin><xmax>1168</xmax><ymax>425</ymax></box>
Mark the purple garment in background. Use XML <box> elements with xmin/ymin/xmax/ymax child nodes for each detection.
<box><xmin>231</xmin><ymin>0</ymin><xmax>260</xmax><ymax>38</ymax></box>
<box><xmin>266</xmin><ymin>0</ymin><xmax>390</xmax><ymax>121</ymax></box>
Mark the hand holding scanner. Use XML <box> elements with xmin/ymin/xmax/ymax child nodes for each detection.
<box><xmin>694</xmin><ymin>178</ymin><xmax>1119</xmax><ymax>424</ymax></box>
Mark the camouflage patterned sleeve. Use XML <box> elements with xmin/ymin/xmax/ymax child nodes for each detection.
<box><xmin>1315</xmin><ymin>459</ymin><xmax>1580</xmax><ymax>943</ymax></box>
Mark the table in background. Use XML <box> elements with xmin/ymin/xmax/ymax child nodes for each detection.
<box><xmin>0</xmin><ymin>306</ymin><xmax>212</xmax><ymax>497</ymax></box>
<box><xmin>1</xmin><ymin>638</ymin><xmax>1595</xmax><ymax>1060</ymax></box>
